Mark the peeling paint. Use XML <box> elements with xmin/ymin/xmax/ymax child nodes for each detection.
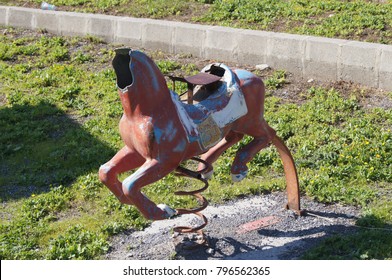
<box><xmin>173</xmin><ymin>138</ymin><xmax>187</xmax><ymax>153</ymax></box>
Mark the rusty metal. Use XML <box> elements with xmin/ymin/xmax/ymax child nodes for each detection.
<box><xmin>168</xmin><ymin>73</ymin><xmax>221</xmax><ymax>104</ymax></box>
<box><xmin>172</xmin><ymin>157</ymin><xmax>212</xmax><ymax>248</ymax></box>
<box><xmin>184</xmin><ymin>72</ymin><xmax>221</xmax><ymax>85</ymax></box>
<box><xmin>271</xmin><ymin>135</ymin><xmax>304</xmax><ymax>216</ymax></box>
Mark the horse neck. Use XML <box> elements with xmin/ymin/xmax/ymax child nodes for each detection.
<box><xmin>119</xmin><ymin>86</ymin><xmax>171</xmax><ymax>118</ymax></box>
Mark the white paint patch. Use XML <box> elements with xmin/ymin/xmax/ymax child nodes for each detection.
<box><xmin>99</xmin><ymin>162</ymin><xmax>115</xmax><ymax>174</ymax></box>
<box><xmin>170</xmin><ymin>90</ymin><xmax>199</xmax><ymax>138</ymax></box>
<box><xmin>211</xmin><ymin>85</ymin><xmax>247</xmax><ymax>127</ymax></box>
<box><xmin>200</xmin><ymin>63</ymin><xmax>248</xmax><ymax>127</ymax></box>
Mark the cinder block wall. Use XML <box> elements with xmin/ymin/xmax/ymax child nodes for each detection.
<box><xmin>1</xmin><ymin>6</ymin><xmax>391</xmax><ymax>91</ymax></box>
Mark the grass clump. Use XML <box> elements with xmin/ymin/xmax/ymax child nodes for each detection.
<box><xmin>46</xmin><ymin>225</ymin><xmax>109</xmax><ymax>260</ymax></box>
<box><xmin>197</xmin><ymin>0</ymin><xmax>392</xmax><ymax>44</ymax></box>
<box><xmin>302</xmin><ymin>230</ymin><xmax>392</xmax><ymax>260</ymax></box>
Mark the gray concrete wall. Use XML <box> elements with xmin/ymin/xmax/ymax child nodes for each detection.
<box><xmin>1</xmin><ymin>5</ymin><xmax>391</xmax><ymax>91</ymax></box>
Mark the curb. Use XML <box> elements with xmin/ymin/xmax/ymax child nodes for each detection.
<box><xmin>1</xmin><ymin>5</ymin><xmax>391</xmax><ymax>91</ymax></box>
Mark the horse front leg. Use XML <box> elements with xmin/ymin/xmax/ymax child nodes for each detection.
<box><xmin>122</xmin><ymin>159</ymin><xmax>177</xmax><ymax>220</ymax></box>
<box><xmin>99</xmin><ymin>146</ymin><xmax>145</xmax><ymax>205</ymax></box>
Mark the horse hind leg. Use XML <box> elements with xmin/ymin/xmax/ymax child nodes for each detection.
<box><xmin>235</xmin><ymin>120</ymin><xmax>301</xmax><ymax>213</ymax></box>
<box><xmin>231</xmin><ymin>120</ymin><xmax>276</xmax><ymax>182</ymax></box>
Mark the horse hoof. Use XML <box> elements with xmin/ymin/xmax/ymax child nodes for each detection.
<box><xmin>201</xmin><ymin>169</ymin><xmax>214</xmax><ymax>180</ymax></box>
<box><xmin>231</xmin><ymin>170</ymin><xmax>248</xmax><ymax>182</ymax></box>
<box><xmin>157</xmin><ymin>204</ymin><xmax>177</xmax><ymax>218</ymax></box>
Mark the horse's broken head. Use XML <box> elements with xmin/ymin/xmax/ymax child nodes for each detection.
<box><xmin>112</xmin><ymin>48</ymin><xmax>166</xmax><ymax>93</ymax></box>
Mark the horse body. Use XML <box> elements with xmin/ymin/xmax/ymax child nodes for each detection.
<box><xmin>99</xmin><ymin>49</ymin><xmax>300</xmax><ymax>220</ymax></box>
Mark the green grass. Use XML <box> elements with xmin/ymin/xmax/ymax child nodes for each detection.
<box><xmin>2</xmin><ymin>0</ymin><xmax>392</xmax><ymax>44</ymax></box>
<box><xmin>302</xmin><ymin>229</ymin><xmax>392</xmax><ymax>260</ymax></box>
<box><xmin>198</xmin><ymin>0</ymin><xmax>392</xmax><ymax>44</ymax></box>
<box><xmin>1</xmin><ymin>27</ymin><xmax>391</xmax><ymax>259</ymax></box>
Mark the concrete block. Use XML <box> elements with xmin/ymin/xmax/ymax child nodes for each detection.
<box><xmin>57</xmin><ymin>11</ymin><xmax>89</xmax><ymax>37</ymax></box>
<box><xmin>7</xmin><ymin>7</ymin><xmax>34</xmax><ymax>29</ymax></box>
<box><xmin>142</xmin><ymin>19</ymin><xmax>175</xmax><ymax>53</ymax></box>
<box><xmin>237</xmin><ymin>29</ymin><xmax>270</xmax><ymax>65</ymax></box>
<box><xmin>115</xmin><ymin>17</ymin><xmax>144</xmax><ymax>48</ymax></box>
<box><xmin>34</xmin><ymin>10</ymin><xmax>58</xmax><ymax>33</ymax></box>
<box><xmin>88</xmin><ymin>14</ymin><xmax>117</xmax><ymax>42</ymax></box>
<box><xmin>0</xmin><ymin>6</ymin><xmax>8</xmax><ymax>26</ymax></box>
<box><xmin>304</xmin><ymin>36</ymin><xmax>348</xmax><ymax>81</ymax></box>
<box><xmin>379</xmin><ymin>45</ymin><xmax>392</xmax><ymax>91</ymax></box>
<box><xmin>173</xmin><ymin>22</ymin><xmax>209</xmax><ymax>57</ymax></box>
<box><xmin>340</xmin><ymin>41</ymin><xmax>378</xmax><ymax>88</ymax></box>
<box><xmin>204</xmin><ymin>26</ymin><xmax>240</xmax><ymax>62</ymax></box>
<box><xmin>266</xmin><ymin>33</ymin><xmax>307</xmax><ymax>74</ymax></box>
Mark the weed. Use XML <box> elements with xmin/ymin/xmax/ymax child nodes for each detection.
<box><xmin>265</xmin><ymin>70</ymin><xmax>287</xmax><ymax>90</ymax></box>
<box><xmin>156</xmin><ymin>60</ymin><xmax>182</xmax><ymax>74</ymax></box>
<box><xmin>21</xmin><ymin>185</ymin><xmax>72</xmax><ymax>222</ymax></box>
<box><xmin>46</xmin><ymin>225</ymin><xmax>109</xmax><ymax>260</ymax></box>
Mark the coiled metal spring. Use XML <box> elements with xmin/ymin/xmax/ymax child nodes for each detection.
<box><xmin>173</xmin><ymin>157</ymin><xmax>211</xmax><ymax>248</ymax></box>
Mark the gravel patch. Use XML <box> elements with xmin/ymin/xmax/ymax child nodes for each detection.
<box><xmin>105</xmin><ymin>192</ymin><xmax>360</xmax><ymax>260</ymax></box>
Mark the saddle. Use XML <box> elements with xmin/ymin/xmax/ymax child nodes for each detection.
<box><xmin>168</xmin><ymin>64</ymin><xmax>227</xmax><ymax>104</ymax></box>
<box><xmin>169</xmin><ymin>64</ymin><xmax>248</xmax><ymax>150</ymax></box>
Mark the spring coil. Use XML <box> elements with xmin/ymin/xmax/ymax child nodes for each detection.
<box><xmin>173</xmin><ymin>157</ymin><xmax>211</xmax><ymax>247</ymax></box>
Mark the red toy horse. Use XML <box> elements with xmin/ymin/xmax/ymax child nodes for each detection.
<box><xmin>99</xmin><ymin>48</ymin><xmax>301</xmax><ymax>221</ymax></box>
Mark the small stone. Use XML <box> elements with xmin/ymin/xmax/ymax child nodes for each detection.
<box><xmin>307</xmin><ymin>78</ymin><xmax>315</xmax><ymax>83</ymax></box>
<box><xmin>196</xmin><ymin>234</ymin><xmax>204</xmax><ymax>241</ymax></box>
<box><xmin>190</xmin><ymin>234</ymin><xmax>198</xmax><ymax>240</ymax></box>
<box><xmin>256</xmin><ymin>64</ymin><xmax>270</xmax><ymax>71</ymax></box>
<box><xmin>206</xmin><ymin>248</ymin><xmax>215</xmax><ymax>255</ymax></box>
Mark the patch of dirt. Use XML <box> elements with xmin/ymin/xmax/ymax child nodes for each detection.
<box><xmin>105</xmin><ymin>192</ymin><xmax>361</xmax><ymax>260</ymax></box>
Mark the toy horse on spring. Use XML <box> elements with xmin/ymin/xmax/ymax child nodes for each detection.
<box><xmin>99</xmin><ymin>48</ymin><xmax>302</xmax><ymax>222</ymax></box>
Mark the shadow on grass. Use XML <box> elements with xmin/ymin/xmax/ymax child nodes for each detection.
<box><xmin>0</xmin><ymin>101</ymin><xmax>115</xmax><ymax>201</ymax></box>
